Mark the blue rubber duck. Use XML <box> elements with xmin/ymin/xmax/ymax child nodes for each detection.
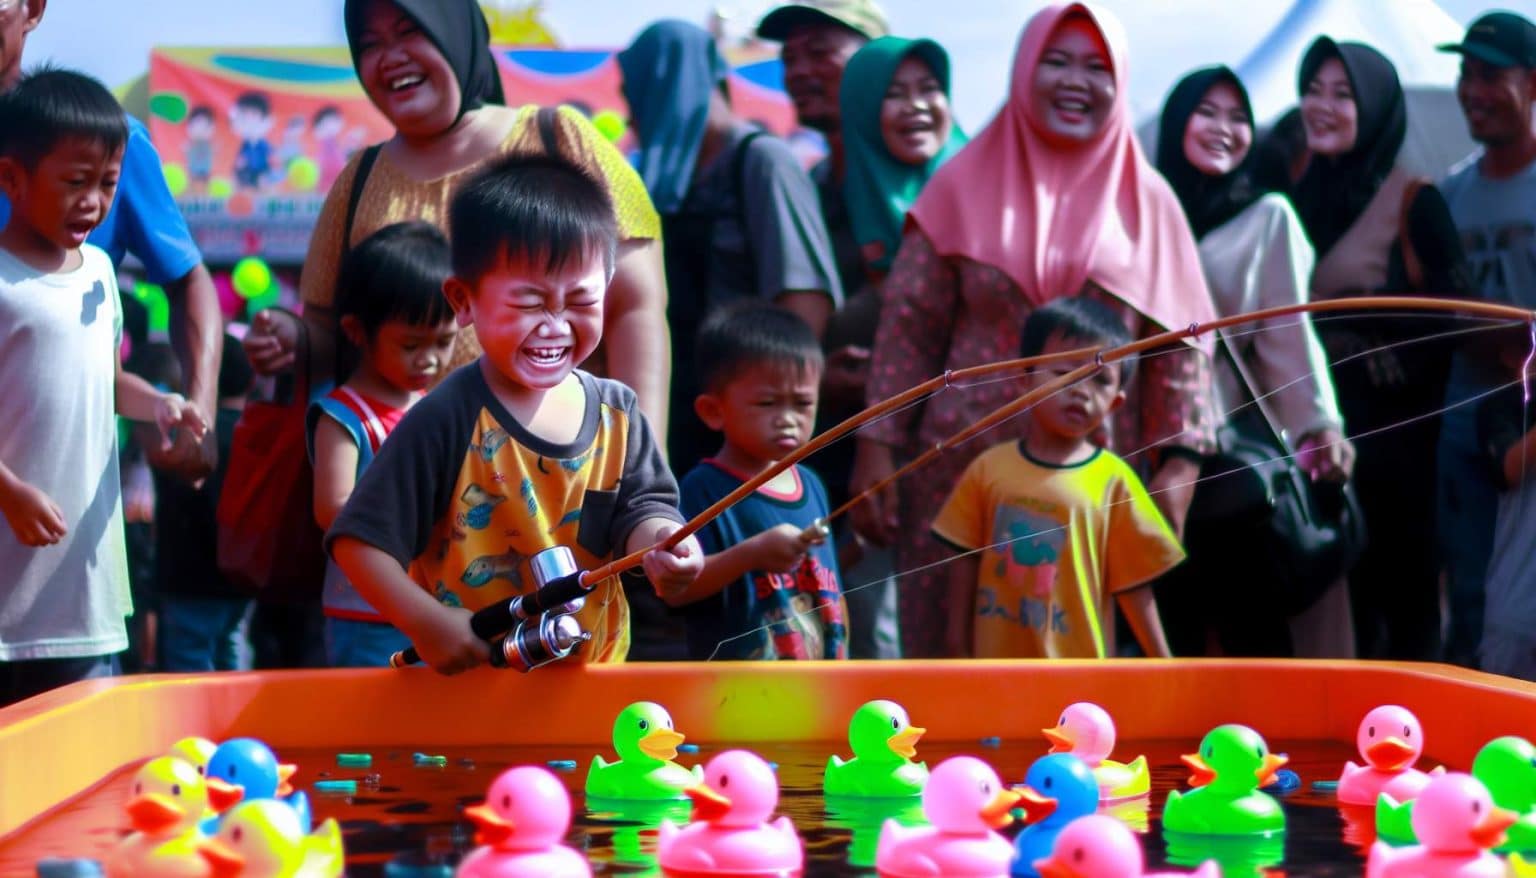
<box><xmin>202</xmin><ymin>738</ymin><xmax>311</xmax><ymax>835</ymax></box>
<box><xmin>586</xmin><ymin>701</ymin><xmax>703</xmax><ymax>800</ymax></box>
<box><xmin>1012</xmin><ymin>753</ymin><xmax>1100</xmax><ymax>877</ymax></box>
<box><xmin>1162</xmin><ymin>725</ymin><xmax>1288</xmax><ymax>837</ymax></box>
<box><xmin>825</xmin><ymin>700</ymin><xmax>930</xmax><ymax>798</ymax></box>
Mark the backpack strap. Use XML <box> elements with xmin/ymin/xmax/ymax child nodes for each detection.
<box><xmin>536</xmin><ymin>106</ymin><xmax>562</xmax><ymax>156</ymax></box>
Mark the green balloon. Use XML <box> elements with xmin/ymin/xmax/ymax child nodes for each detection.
<box><xmin>208</xmin><ymin>177</ymin><xmax>233</xmax><ymax>198</ymax></box>
<box><xmin>148</xmin><ymin>92</ymin><xmax>189</xmax><ymax>124</ymax></box>
<box><xmin>232</xmin><ymin>257</ymin><xmax>273</xmax><ymax>300</ymax></box>
<box><xmin>134</xmin><ymin>282</ymin><xmax>171</xmax><ymax>335</ymax></box>
<box><xmin>162</xmin><ymin>162</ymin><xmax>188</xmax><ymax>197</ymax></box>
<box><xmin>287</xmin><ymin>157</ymin><xmax>320</xmax><ymax>192</ymax></box>
<box><xmin>592</xmin><ymin>109</ymin><xmax>626</xmax><ymax>143</ymax></box>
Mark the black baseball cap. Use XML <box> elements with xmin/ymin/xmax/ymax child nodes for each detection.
<box><xmin>1438</xmin><ymin>11</ymin><xmax>1536</xmax><ymax>69</ymax></box>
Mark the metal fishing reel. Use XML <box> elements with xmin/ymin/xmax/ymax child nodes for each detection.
<box><xmin>488</xmin><ymin>611</ymin><xmax>592</xmax><ymax>672</ymax></box>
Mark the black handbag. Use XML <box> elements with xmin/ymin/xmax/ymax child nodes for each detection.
<box><xmin>1181</xmin><ymin>331</ymin><xmax>1367</xmax><ymax>619</ymax></box>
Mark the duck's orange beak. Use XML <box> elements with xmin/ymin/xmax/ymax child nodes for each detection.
<box><xmin>1034</xmin><ymin>855</ymin><xmax>1080</xmax><ymax>878</ymax></box>
<box><xmin>276</xmin><ymin>764</ymin><xmax>297</xmax><ymax>797</ymax></box>
<box><xmin>205</xmin><ymin>777</ymin><xmax>244</xmax><ymax>813</ymax></box>
<box><xmin>126</xmin><ymin>793</ymin><xmax>185</xmax><ymax>835</ymax></box>
<box><xmin>980</xmin><ymin>788</ymin><xmax>1024</xmax><ymax>829</ymax></box>
<box><xmin>198</xmin><ymin>836</ymin><xmax>244</xmax><ymax>878</ymax></box>
<box><xmin>1470</xmin><ymin>806</ymin><xmax>1518</xmax><ymax>849</ymax></box>
<box><xmin>1256</xmin><ymin>753</ymin><xmax>1289</xmax><ymax>788</ymax></box>
<box><xmin>1016</xmin><ymin>786</ymin><xmax>1058</xmax><ymax>824</ymax></box>
<box><xmin>888</xmin><ymin>726</ymin><xmax>925</xmax><ymax>760</ymax></box>
<box><xmin>1182</xmin><ymin>753</ymin><xmax>1217</xmax><ymax>787</ymax></box>
<box><xmin>685</xmin><ymin>784</ymin><xmax>732</xmax><ymax>822</ymax></box>
<box><xmin>464</xmin><ymin>802</ymin><xmax>514</xmax><ymax>847</ymax></box>
<box><xmin>639</xmin><ymin>728</ymin><xmax>686</xmax><ymax>761</ymax></box>
<box><xmin>1043</xmin><ymin>727</ymin><xmax>1075</xmax><ymax>754</ymax></box>
<box><xmin>1364</xmin><ymin>737</ymin><xmax>1416</xmax><ymax>772</ymax></box>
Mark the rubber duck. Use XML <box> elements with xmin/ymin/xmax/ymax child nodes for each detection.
<box><xmin>169</xmin><ymin>737</ymin><xmax>219</xmax><ymax>778</ymax></box>
<box><xmin>876</xmin><ymin>755</ymin><xmax>1024</xmax><ymax>878</ymax></box>
<box><xmin>1338</xmin><ymin>705</ymin><xmax>1439</xmax><ymax>806</ymax></box>
<box><xmin>458</xmin><ymin>766</ymin><xmax>591</xmax><ymax>878</ymax></box>
<box><xmin>107</xmin><ymin>756</ymin><xmax>221</xmax><ymax>878</ymax></box>
<box><xmin>825</xmin><ymin>700</ymin><xmax>930</xmax><ymax>798</ymax></box>
<box><xmin>585</xmin><ymin>701</ymin><xmax>702</xmax><ymax>800</ymax></box>
<box><xmin>1366</xmin><ymin>773</ymin><xmax>1515</xmax><ymax>878</ymax></box>
<box><xmin>1512</xmin><ymin>853</ymin><xmax>1536</xmax><ymax>877</ymax></box>
<box><xmin>1012</xmin><ymin>755</ymin><xmax>1100</xmax><ymax>878</ymax></box>
<box><xmin>1379</xmin><ymin>736</ymin><xmax>1536</xmax><ymax>850</ymax></box>
<box><xmin>198</xmin><ymin>800</ymin><xmax>342</xmax><ymax>878</ymax></box>
<box><xmin>1162</xmin><ymin>725</ymin><xmax>1288</xmax><ymax>836</ymax></box>
<box><xmin>1042</xmin><ymin>703</ymin><xmax>1149</xmax><ymax>802</ymax></box>
<box><xmin>1034</xmin><ymin>816</ymin><xmax>1219</xmax><ymax>878</ymax></box>
<box><xmin>204</xmin><ymin>739</ymin><xmax>309</xmax><ymax>833</ymax></box>
<box><xmin>657</xmin><ymin>750</ymin><xmax>802</xmax><ymax>877</ymax></box>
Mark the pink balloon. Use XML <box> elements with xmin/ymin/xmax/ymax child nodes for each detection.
<box><xmin>214</xmin><ymin>272</ymin><xmax>242</xmax><ymax>319</ymax></box>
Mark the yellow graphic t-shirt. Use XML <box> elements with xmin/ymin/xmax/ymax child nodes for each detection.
<box><xmin>327</xmin><ymin>368</ymin><xmax>682</xmax><ymax>663</ymax></box>
<box><xmin>931</xmin><ymin>442</ymin><xmax>1184</xmax><ymax>659</ymax></box>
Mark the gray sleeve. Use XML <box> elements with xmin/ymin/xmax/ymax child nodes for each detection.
<box><xmin>739</xmin><ymin>135</ymin><xmax>844</xmax><ymax>307</ymax></box>
<box><xmin>604</xmin><ymin>380</ymin><xmax>686</xmax><ymax>553</ymax></box>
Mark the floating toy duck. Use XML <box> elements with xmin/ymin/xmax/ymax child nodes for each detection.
<box><xmin>458</xmin><ymin>766</ymin><xmax>591</xmax><ymax>878</ymax></box>
<box><xmin>1033</xmin><ymin>815</ymin><xmax>1219</xmax><ymax>878</ymax></box>
<box><xmin>1338</xmin><ymin>705</ymin><xmax>1440</xmax><ymax>806</ymax></box>
<box><xmin>169</xmin><ymin>737</ymin><xmax>219</xmax><ymax>778</ymax></box>
<box><xmin>586</xmin><ymin>701</ymin><xmax>702</xmax><ymax>800</ymax></box>
<box><xmin>876</xmin><ymin>755</ymin><xmax>1024</xmax><ymax>878</ymax></box>
<box><xmin>1513</xmin><ymin>853</ymin><xmax>1536</xmax><ymax>877</ymax></box>
<box><xmin>1012</xmin><ymin>755</ymin><xmax>1100</xmax><ymax>878</ymax></box>
<box><xmin>1379</xmin><ymin>735</ymin><xmax>1536</xmax><ymax>850</ymax></box>
<box><xmin>107</xmin><ymin>756</ymin><xmax>223</xmax><ymax>878</ymax></box>
<box><xmin>826</xmin><ymin>700</ymin><xmax>930</xmax><ymax>798</ymax></box>
<box><xmin>1162</xmin><ymin>725</ymin><xmax>1288</xmax><ymax>837</ymax></box>
<box><xmin>1042</xmin><ymin>703</ymin><xmax>1149</xmax><ymax>802</ymax></box>
<box><xmin>657</xmin><ymin>750</ymin><xmax>803</xmax><ymax>877</ymax></box>
<box><xmin>1366</xmin><ymin>773</ymin><xmax>1514</xmax><ymax>878</ymax></box>
<box><xmin>204</xmin><ymin>739</ymin><xmax>308</xmax><ymax>833</ymax></box>
<box><xmin>198</xmin><ymin>800</ymin><xmax>343</xmax><ymax>878</ymax></box>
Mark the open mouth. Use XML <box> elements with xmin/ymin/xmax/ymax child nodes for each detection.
<box><xmin>898</xmin><ymin>119</ymin><xmax>936</xmax><ymax>136</ymax></box>
<box><xmin>389</xmin><ymin>74</ymin><xmax>426</xmax><ymax>92</ymax></box>
<box><xmin>523</xmin><ymin>346</ymin><xmax>570</xmax><ymax>368</ymax></box>
<box><xmin>1053</xmin><ymin>97</ymin><xmax>1090</xmax><ymax>121</ymax></box>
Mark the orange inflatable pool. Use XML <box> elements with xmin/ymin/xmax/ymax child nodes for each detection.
<box><xmin>1</xmin><ymin>660</ymin><xmax>1533</xmax><ymax>874</ymax></box>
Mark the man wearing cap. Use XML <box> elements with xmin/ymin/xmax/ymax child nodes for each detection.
<box><xmin>1434</xmin><ymin>10</ymin><xmax>1536</xmax><ymax>670</ymax></box>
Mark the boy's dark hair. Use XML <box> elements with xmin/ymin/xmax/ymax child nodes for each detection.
<box><xmin>188</xmin><ymin>106</ymin><xmax>215</xmax><ymax>124</ymax></box>
<box><xmin>695</xmin><ymin>301</ymin><xmax>824</xmax><ymax>394</ymax></box>
<box><xmin>1020</xmin><ymin>297</ymin><xmax>1136</xmax><ymax>383</ymax></box>
<box><xmin>0</xmin><ymin>67</ymin><xmax>127</xmax><ymax>170</ymax></box>
<box><xmin>235</xmin><ymin>92</ymin><xmax>271</xmax><ymax>116</ymax></box>
<box><xmin>218</xmin><ymin>333</ymin><xmax>255</xmax><ymax>400</ymax></box>
<box><xmin>447</xmin><ymin>153</ymin><xmax>619</xmax><ymax>284</ymax></box>
<box><xmin>335</xmin><ymin>221</ymin><xmax>455</xmax><ymax>337</ymax></box>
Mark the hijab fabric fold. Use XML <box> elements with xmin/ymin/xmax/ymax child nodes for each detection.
<box><xmin>616</xmin><ymin>20</ymin><xmax>730</xmax><ymax>215</ymax></box>
<box><xmin>1289</xmin><ymin>38</ymin><xmax>1407</xmax><ymax>259</ymax></box>
<box><xmin>1156</xmin><ymin>66</ymin><xmax>1266</xmax><ymax>241</ymax></box>
<box><xmin>839</xmin><ymin>37</ymin><xmax>968</xmax><ymax>274</ymax></box>
<box><xmin>343</xmin><ymin>0</ymin><xmax>506</xmax><ymax>123</ymax></box>
<box><xmin>906</xmin><ymin>2</ymin><xmax>1216</xmax><ymax>347</ymax></box>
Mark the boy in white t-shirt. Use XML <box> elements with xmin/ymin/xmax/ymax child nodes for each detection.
<box><xmin>0</xmin><ymin>68</ymin><xmax>207</xmax><ymax>705</ymax></box>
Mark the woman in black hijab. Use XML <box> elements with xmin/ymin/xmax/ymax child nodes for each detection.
<box><xmin>1288</xmin><ymin>37</ymin><xmax>1471</xmax><ymax>662</ymax></box>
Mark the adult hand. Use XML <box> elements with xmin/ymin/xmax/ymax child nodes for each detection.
<box><xmin>143</xmin><ymin>426</ymin><xmax>217</xmax><ymax>486</ymax></box>
<box><xmin>1147</xmin><ymin>454</ymin><xmax>1201</xmax><ymax>540</ymax></box>
<box><xmin>0</xmin><ymin>478</ymin><xmax>67</xmax><ymax>547</ymax></box>
<box><xmin>243</xmin><ymin>309</ymin><xmax>298</xmax><ymax>376</ymax></box>
<box><xmin>849</xmin><ymin>438</ymin><xmax>900</xmax><ymax>546</ymax></box>
<box><xmin>1297</xmin><ymin>428</ymin><xmax>1355</xmax><ymax>482</ymax></box>
<box><xmin>153</xmin><ymin>394</ymin><xmax>210</xmax><ymax>452</ymax></box>
<box><xmin>406</xmin><ymin>605</ymin><xmax>490</xmax><ymax>675</ymax></box>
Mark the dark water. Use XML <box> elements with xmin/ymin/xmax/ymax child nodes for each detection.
<box><xmin>0</xmin><ymin>738</ymin><xmax>1374</xmax><ymax>876</ymax></box>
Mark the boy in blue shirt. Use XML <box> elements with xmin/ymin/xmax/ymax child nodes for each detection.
<box><xmin>674</xmin><ymin>302</ymin><xmax>847</xmax><ymax>661</ymax></box>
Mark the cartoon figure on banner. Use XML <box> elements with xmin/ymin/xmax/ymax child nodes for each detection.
<box><xmin>277</xmin><ymin>114</ymin><xmax>307</xmax><ymax>170</ymax></box>
<box><xmin>312</xmin><ymin>106</ymin><xmax>348</xmax><ymax>191</ymax></box>
<box><xmin>185</xmin><ymin>106</ymin><xmax>215</xmax><ymax>186</ymax></box>
<box><xmin>231</xmin><ymin>91</ymin><xmax>275</xmax><ymax>189</ymax></box>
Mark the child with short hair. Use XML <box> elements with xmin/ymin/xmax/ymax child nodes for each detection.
<box><xmin>672</xmin><ymin>302</ymin><xmax>847</xmax><ymax>661</ymax></box>
<box><xmin>934</xmin><ymin>297</ymin><xmax>1180</xmax><ymax>659</ymax></box>
<box><xmin>327</xmin><ymin>154</ymin><xmax>701</xmax><ymax>674</ymax></box>
<box><xmin>310</xmin><ymin>222</ymin><xmax>459</xmax><ymax>667</ymax></box>
<box><xmin>0</xmin><ymin>68</ymin><xmax>208</xmax><ymax>704</ymax></box>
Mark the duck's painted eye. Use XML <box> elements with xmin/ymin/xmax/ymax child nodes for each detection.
<box><xmin>1403</xmin><ymin>725</ymin><xmax>1411</xmax><ymax>738</ymax></box>
<box><xmin>172</xmin><ymin>784</ymin><xmax>181</xmax><ymax>796</ymax></box>
<box><xmin>1368</xmin><ymin>726</ymin><xmax>1375</xmax><ymax>738</ymax></box>
<box><xmin>1204</xmin><ymin>747</ymin><xmax>1212</xmax><ymax>759</ymax></box>
<box><xmin>1044</xmin><ymin>776</ymin><xmax>1053</xmax><ymax>790</ymax></box>
<box><xmin>229</xmin><ymin>765</ymin><xmax>238</xmax><ymax>778</ymax></box>
<box><xmin>134</xmin><ymin>783</ymin><xmax>143</xmax><ymax>796</ymax></box>
<box><xmin>892</xmin><ymin>717</ymin><xmax>899</xmax><ymax>730</ymax></box>
<box><xmin>1073</xmin><ymin>847</ymin><xmax>1085</xmax><ymax>863</ymax></box>
<box><xmin>1473</xmin><ymin>800</ymin><xmax>1482</xmax><ymax>814</ymax></box>
<box><xmin>639</xmin><ymin>719</ymin><xmax>649</xmax><ymax>731</ymax></box>
<box><xmin>1256</xmin><ymin>746</ymin><xmax>1263</xmax><ymax>759</ymax></box>
<box><xmin>1059</xmin><ymin>716</ymin><xmax>1066</xmax><ymax>727</ymax></box>
<box><xmin>667</xmin><ymin>719</ymin><xmax>673</xmax><ymax>730</ymax></box>
<box><xmin>232</xmin><ymin>827</ymin><xmax>243</xmax><ymax>844</ymax></box>
<box><xmin>720</xmin><ymin>774</ymin><xmax>730</xmax><ymax>789</ymax></box>
<box><xmin>502</xmin><ymin>794</ymin><xmax>511</xmax><ymax>809</ymax></box>
<box><xmin>197</xmin><ymin>766</ymin><xmax>205</xmax><ymax>776</ymax></box>
<box><xmin>982</xmin><ymin>781</ymin><xmax>993</xmax><ymax>795</ymax></box>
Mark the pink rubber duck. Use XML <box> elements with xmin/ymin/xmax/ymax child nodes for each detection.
<box><xmin>1042</xmin><ymin>702</ymin><xmax>1149</xmax><ymax>802</ymax></box>
<box><xmin>1338</xmin><ymin>705</ymin><xmax>1441</xmax><ymax>806</ymax></box>
<box><xmin>1365</xmin><ymin>773</ymin><xmax>1515</xmax><ymax>878</ymax></box>
<box><xmin>656</xmin><ymin>750</ymin><xmax>803</xmax><ymax>877</ymax></box>
<box><xmin>1034</xmin><ymin>815</ymin><xmax>1219</xmax><ymax>878</ymax></box>
<box><xmin>456</xmin><ymin>766</ymin><xmax>591</xmax><ymax>878</ymax></box>
<box><xmin>875</xmin><ymin>755</ymin><xmax>1025</xmax><ymax>878</ymax></box>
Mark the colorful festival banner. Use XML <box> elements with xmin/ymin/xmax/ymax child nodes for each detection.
<box><xmin>148</xmin><ymin>45</ymin><xmax>810</xmax><ymax>265</ymax></box>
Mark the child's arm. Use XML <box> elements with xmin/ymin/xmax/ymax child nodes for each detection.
<box><xmin>115</xmin><ymin>363</ymin><xmax>209</xmax><ymax>452</ymax></box>
<box><xmin>661</xmin><ymin>523</ymin><xmax>823</xmax><ymax>607</ymax></box>
<box><xmin>1115</xmin><ymin>585</ymin><xmax>1173</xmax><ymax>658</ymax></box>
<box><xmin>629</xmin><ymin>517</ymin><xmax>705</xmax><ymax>602</ymax></box>
<box><xmin>331</xmin><ymin>536</ymin><xmax>489</xmax><ymax>674</ymax></box>
<box><xmin>945</xmin><ymin>553</ymin><xmax>979</xmax><ymax>658</ymax></box>
<box><xmin>0</xmin><ymin>457</ymin><xmax>66</xmax><ymax>546</ymax></box>
<box><xmin>311</xmin><ymin>417</ymin><xmax>360</xmax><ymax>530</ymax></box>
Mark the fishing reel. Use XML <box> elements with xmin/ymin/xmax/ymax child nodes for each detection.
<box><xmin>487</xmin><ymin>546</ymin><xmax>592</xmax><ymax>672</ymax></box>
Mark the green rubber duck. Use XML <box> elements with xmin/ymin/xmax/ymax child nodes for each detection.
<box><xmin>824</xmin><ymin>700</ymin><xmax>929</xmax><ymax>797</ymax></box>
<box><xmin>586</xmin><ymin>702</ymin><xmax>703</xmax><ymax>800</ymax></box>
<box><xmin>1377</xmin><ymin>735</ymin><xmax>1536</xmax><ymax>851</ymax></box>
<box><xmin>1163</xmin><ymin>724</ymin><xmax>1288</xmax><ymax>837</ymax></box>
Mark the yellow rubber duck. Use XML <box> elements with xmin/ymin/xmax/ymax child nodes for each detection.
<box><xmin>106</xmin><ymin>756</ymin><xmax>216</xmax><ymax>878</ymax></box>
<box><xmin>199</xmin><ymin>799</ymin><xmax>344</xmax><ymax>878</ymax></box>
<box><xmin>168</xmin><ymin>737</ymin><xmax>219</xmax><ymax>777</ymax></box>
<box><xmin>1511</xmin><ymin>852</ymin><xmax>1536</xmax><ymax>877</ymax></box>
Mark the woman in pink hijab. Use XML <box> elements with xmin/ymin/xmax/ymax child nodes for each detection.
<box><xmin>850</xmin><ymin>2</ymin><xmax>1220</xmax><ymax>658</ymax></box>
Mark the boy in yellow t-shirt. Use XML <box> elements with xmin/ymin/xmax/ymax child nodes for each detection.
<box><xmin>933</xmin><ymin>298</ymin><xmax>1183</xmax><ymax>659</ymax></box>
